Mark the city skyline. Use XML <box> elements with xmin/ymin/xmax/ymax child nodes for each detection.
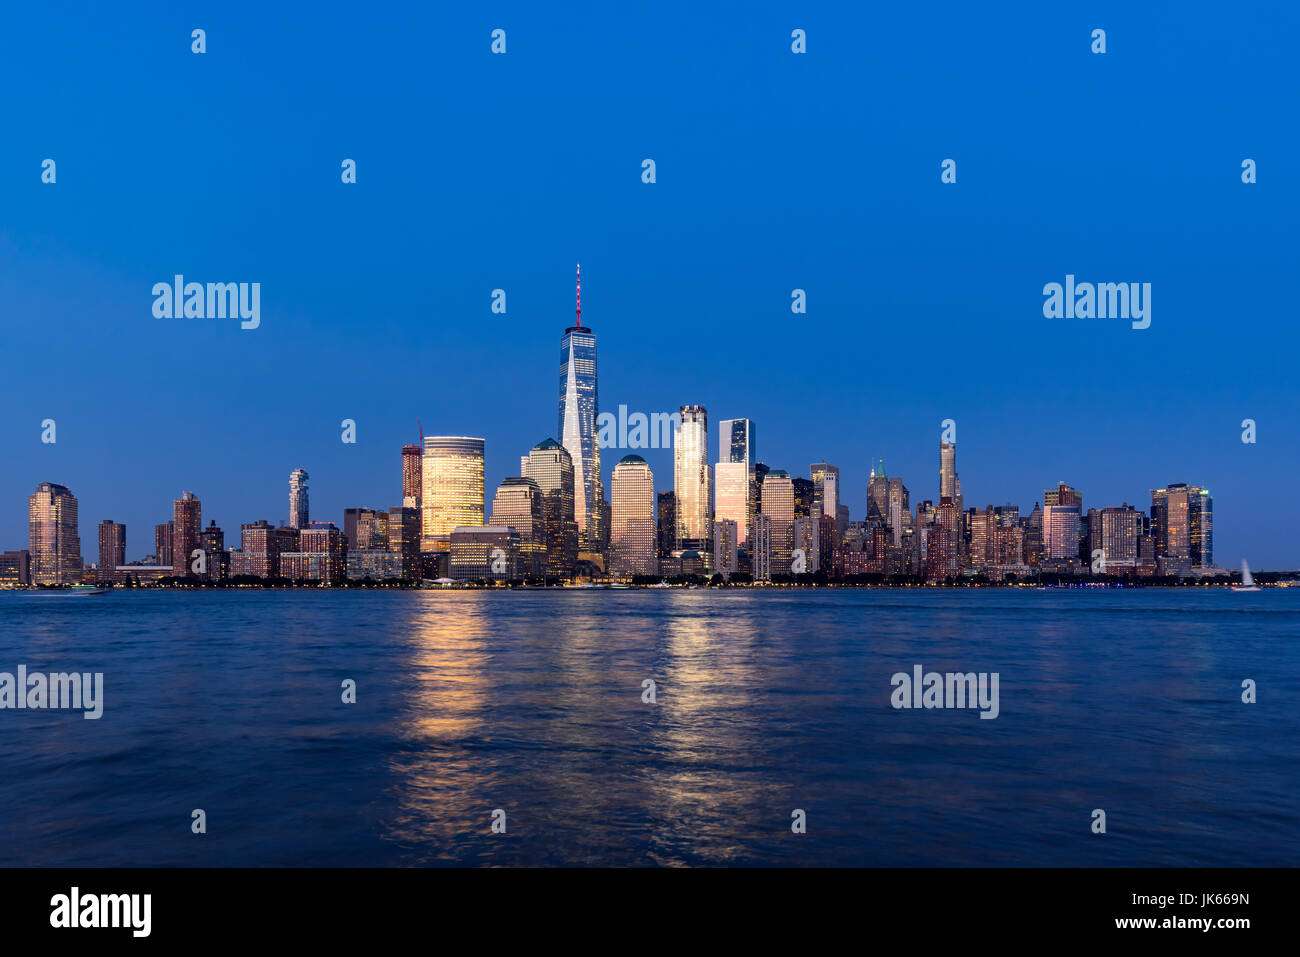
<box><xmin>2</xmin><ymin>7</ymin><xmax>1294</xmax><ymax>567</ymax></box>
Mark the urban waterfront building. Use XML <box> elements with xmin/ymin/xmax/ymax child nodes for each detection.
<box><xmin>282</xmin><ymin>522</ymin><xmax>346</xmax><ymax>582</ymax></box>
<box><xmin>0</xmin><ymin>550</ymin><xmax>32</xmax><ymax>587</ymax></box>
<box><xmin>940</xmin><ymin>441</ymin><xmax>961</xmax><ymax>510</ymax></box>
<box><xmin>155</xmin><ymin>521</ymin><xmax>173</xmax><ymax>567</ymax></box>
<box><xmin>752</xmin><ymin>513</ymin><xmax>772</xmax><ymax>581</ymax></box>
<box><xmin>401</xmin><ymin>444</ymin><xmax>422</xmax><ymax>508</ymax></box>
<box><xmin>761</xmin><ymin>470</ymin><xmax>795</xmax><ymax>575</ymax></box>
<box><xmin>490</xmin><ymin>477</ymin><xmax>548</xmax><ymax>577</ymax></box>
<box><xmin>656</xmin><ymin>491</ymin><xmax>676</xmax><ymax>572</ymax></box>
<box><xmin>387</xmin><ymin>505</ymin><xmax>421</xmax><ymax>573</ymax></box>
<box><xmin>674</xmin><ymin>405</ymin><xmax>711</xmax><ymax>555</ymax></box>
<box><xmin>558</xmin><ymin>265</ymin><xmax>604</xmax><ymax>554</ymax></box>
<box><xmin>1151</xmin><ymin>483</ymin><xmax>1213</xmax><ymax>572</ymax></box>
<box><xmin>98</xmin><ymin>521</ymin><xmax>126</xmax><ymax>582</ymax></box>
<box><xmin>449</xmin><ymin>526</ymin><xmax>521</xmax><ymax>581</ymax></box>
<box><xmin>421</xmin><ymin>436</ymin><xmax>486</xmax><ymax>552</ymax></box>
<box><xmin>28</xmin><ymin>482</ymin><xmax>81</xmax><ymax>585</ymax></box>
<box><xmin>173</xmin><ymin>492</ymin><xmax>202</xmax><ymax>578</ymax></box>
<box><xmin>522</xmin><ymin>438</ymin><xmax>578</xmax><ymax>576</ymax></box>
<box><xmin>289</xmin><ymin>469</ymin><xmax>310</xmax><ymax>529</ymax></box>
<box><xmin>713</xmin><ymin>519</ymin><xmax>739</xmax><ymax>577</ymax></box>
<box><xmin>1096</xmin><ymin>504</ymin><xmax>1144</xmax><ymax>572</ymax></box>
<box><xmin>610</xmin><ymin>455</ymin><xmax>657</xmax><ymax>578</ymax></box>
<box><xmin>714</xmin><ymin>461</ymin><xmax>750</xmax><ymax>548</ymax></box>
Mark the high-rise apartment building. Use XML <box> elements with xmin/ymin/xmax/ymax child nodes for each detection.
<box><xmin>173</xmin><ymin>491</ymin><xmax>202</xmax><ymax>578</ymax></box>
<box><xmin>401</xmin><ymin>444</ymin><xmax>422</xmax><ymax>508</ymax></box>
<box><xmin>289</xmin><ymin>469</ymin><xmax>310</xmax><ymax>529</ymax></box>
<box><xmin>98</xmin><ymin>520</ymin><xmax>125</xmax><ymax>582</ymax></box>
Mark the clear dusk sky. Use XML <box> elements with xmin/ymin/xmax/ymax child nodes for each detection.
<box><xmin>1</xmin><ymin>2</ymin><xmax>1296</xmax><ymax>567</ymax></box>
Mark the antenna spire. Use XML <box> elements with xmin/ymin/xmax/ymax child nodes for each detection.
<box><xmin>575</xmin><ymin>262</ymin><xmax>582</xmax><ymax>328</ymax></box>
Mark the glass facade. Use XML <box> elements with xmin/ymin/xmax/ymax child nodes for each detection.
<box><xmin>421</xmin><ymin>437</ymin><xmax>486</xmax><ymax>552</ymax></box>
<box><xmin>28</xmin><ymin>482</ymin><xmax>81</xmax><ymax>585</ymax></box>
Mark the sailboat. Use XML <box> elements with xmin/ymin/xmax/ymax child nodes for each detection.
<box><xmin>1232</xmin><ymin>559</ymin><xmax>1261</xmax><ymax>592</ymax></box>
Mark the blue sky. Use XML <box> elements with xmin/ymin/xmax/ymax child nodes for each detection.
<box><xmin>2</xmin><ymin>2</ymin><xmax>1296</xmax><ymax>567</ymax></box>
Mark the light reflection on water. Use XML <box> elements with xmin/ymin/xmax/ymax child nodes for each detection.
<box><xmin>0</xmin><ymin>588</ymin><xmax>1295</xmax><ymax>866</ymax></box>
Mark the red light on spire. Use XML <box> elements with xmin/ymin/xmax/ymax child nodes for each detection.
<box><xmin>575</xmin><ymin>262</ymin><xmax>582</xmax><ymax>328</ymax></box>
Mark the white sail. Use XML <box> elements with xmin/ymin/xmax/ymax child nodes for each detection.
<box><xmin>1241</xmin><ymin>559</ymin><xmax>1255</xmax><ymax>587</ymax></box>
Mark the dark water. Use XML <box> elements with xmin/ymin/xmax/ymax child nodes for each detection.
<box><xmin>0</xmin><ymin>589</ymin><xmax>1295</xmax><ymax>866</ymax></box>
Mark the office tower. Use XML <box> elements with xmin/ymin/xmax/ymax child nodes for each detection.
<box><xmin>793</xmin><ymin>515</ymin><xmax>819</xmax><ymax>572</ymax></box>
<box><xmin>387</xmin><ymin>506</ymin><xmax>421</xmax><ymax>576</ymax></box>
<box><xmin>713</xmin><ymin>519</ymin><xmax>739</xmax><ymax>577</ymax></box>
<box><xmin>1151</xmin><ymin>484</ymin><xmax>1212</xmax><ymax>572</ymax></box>
<box><xmin>155</xmin><ymin>521</ymin><xmax>173</xmax><ymax>567</ymax></box>
<box><xmin>1023</xmin><ymin>503</ymin><xmax>1044</xmax><ymax>567</ymax></box>
<box><xmin>98</xmin><ymin>520</ymin><xmax>125</xmax><ymax>582</ymax></box>
<box><xmin>836</xmin><ymin>503</ymin><xmax>850</xmax><ymax>542</ymax></box>
<box><xmin>674</xmin><ymin>405</ymin><xmax>711</xmax><ymax>553</ymax></box>
<box><xmin>969</xmin><ymin>506</ymin><xmax>994</xmax><ymax>568</ymax></box>
<box><xmin>811</xmin><ymin>462</ymin><xmax>839</xmax><ymax>519</ymax></box>
<box><xmin>282</xmin><ymin>522</ymin><xmax>346</xmax><ymax>581</ymax></box>
<box><xmin>940</xmin><ymin>441</ymin><xmax>959</xmax><ymax>505</ymax></box>
<box><xmin>522</xmin><ymin>438</ymin><xmax>578</xmax><ymax>576</ymax></box>
<box><xmin>714</xmin><ymin>462</ymin><xmax>750</xmax><ymax>547</ymax></box>
<box><xmin>344</xmin><ymin>507</ymin><xmax>388</xmax><ymax>551</ymax></box>
<box><xmin>867</xmin><ymin>460</ymin><xmax>889</xmax><ymax>525</ymax></box>
<box><xmin>1097</xmin><ymin>504</ymin><xmax>1143</xmax><ymax>572</ymax></box>
<box><xmin>792</xmin><ymin>478</ymin><xmax>815</xmax><ymax>519</ymax></box>
<box><xmin>761</xmin><ymin>470</ymin><xmax>795</xmax><ymax>574</ymax></box>
<box><xmin>401</xmin><ymin>444</ymin><xmax>422</xmax><ymax>508</ymax></box>
<box><xmin>656</xmin><ymin>491</ymin><xmax>676</xmax><ymax>572</ymax></box>
<box><xmin>490</xmin><ymin>477</ymin><xmax>548</xmax><ymax>578</ymax></box>
<box><xmin>449</xmin><ymin>526</ymin><xmax>521</xmax><ymax>581</ymax></box>
<box><xmin>752</xmin><ymin>514</ymin><xmax>772</xmax><ymax>582</ymax></box>
<box><xmin>558</xmin><ymin>264</ymin><xmax>604</xmax><ymax>553</ymax></box>
<box><xmin>172</xmin><ymin>492</ymin><xmax>202</xmax><ymax>578</ymax></box>
<box><xmin>719</xmin><ymin>418</ymin><xmax>757</xmax><ymax>467</ymax></box>
<box><xmin>750</xmin><ymin>462</ymin><xmax>769</xmax><ymax>541</ymax></box>
<box><xmin>1043</xmin><ymin>503</ymin><xmax>1082</xmax><ymax>563</ymax></box>
<box><xmin>421</xmin><ymin>436</ymin><xmax>486</xmax><ymax>552</ymax></box>
<box><xmin>28</xmin><ymin>482</ymin><xmax>81</xmax><ymax>585</ymax></box>
<box><xmin>1045</xmin><ymin>483</ymin><xmax>1082</xmax><ymax>508</ymax></box>
<box><xmin>0</xmin><ymin>550</ymin><xmax>31</xmax><ymax>587</ymax></box>
<box><xmin>610</xmin><ymin>455</ymin><xmax>658</xmax><ymax>578</ymax></box>
<box><xmin>289</xmin><ymin>469</ymin><xmax>310</xmax><ymax>529</ymax></box>
<box><xmin>818</xmin><ymin>512</ymin><xmax>839</xmax><ymax>574</ymax></box>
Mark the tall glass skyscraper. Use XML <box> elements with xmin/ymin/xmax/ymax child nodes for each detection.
<box><xmin>421</xmin><ymin>436</ymin><xmax>485</xmax><ymax>552</ymax></box>
<box><xmin>610</xmin><ymin>455</ymin><xmax>657</xmax><ymax>578</ymax></box>
<box><xmin>522</xmin><ymin>438</ymin><xmax>578</xmax><ymax>575</ymax></box>
<box><xmin>674</xmin><ymin>405</ymin><xmax>711</xmax><ymax>553</ymax></box>
<box><xmin>558</xmin><ymin>264</ymin><xmax>604</xmax><ymax>554</ymax></box>
<box><xmin>718</xmin><ymin>418</ymin><xmax>756</xmax><ymax>467</ymax></box>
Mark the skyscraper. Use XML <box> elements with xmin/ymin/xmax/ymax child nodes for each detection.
<box><xmin>421</xmin><ymin>436</ymin><xmax>486</xmax><ymax>552</ymax></box>
<box><xmin>610</xmin><ymin>455</ymin><xmax>657</xmax><ymax>578</ymax></box>
<box><xmin>490</xmin><ymin>477</ymin><xmax>548</xmax><ymax>577</ymax></box>
<box><xmin>656</xmin><ymin>491</ymin><xmax>676</xmax><ymax>572</ymax></box>
<box><xmin>761</xmin><ymin>470</ymin><xmax>795</xmax><ymax>575</ymax></box>
<box><xmin>155</xmin><ymin>522</ymin><xmax>174</xmax><ymax>567</ymax></box>
<box><xmin>558</xmin><ymin>264</ymin><xmax>604</xmax><ymax>554</ymax></box>
<box><xmin>1151</xmin><ymin>483</ymin><xmax>1212</xmax><ymax>572</ymax></box>
<box><xmin>811</xmin><ymin>462</ymin><xmax>839</xmax><ymax>519</ymax></box>
<box><xmin>718</xmin><ymin>418</ymin><xmax>756</xmax><ymax>467</ymax></box>
<box><xmin>714</xmin><ymin>461</ymin><xmax>750</xmax><ymax>548</ymax></box>
<box><xmin>940</xmin><ymin>441</ymin><xmax>962</xmax><ymax>511</ymax></box>
<box><xmin>401</xmin><ymin>444</ymin><xmax>422</xmax><ymax>508</ymax></box>
<box><xmin>674</xmin><ymin>405</ymin><xmax>711</xmax><ymax>555</ymax></box>
<box><xmin>172</xmin><ymin>492</ymin><xmax>202</xmax><ymax>578</ymax></box>
<box><xmin>522</xmin><ymin>438</ymin><xmax>578</xmax><ymax>576</ymax></box>
<box><xmin>289</xmin><ymin>468</ymin><xmax>310</xmax><ymax>529</ymax></box>
<box><xmin>28</xmin><ymin>482</ymin><xmax>81</xmax><ymax>585</ymax></box>
<box><xmin>98</xmin><ymin>520</ymin><xmax>125</xmax><ymax>582</ymax></box>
